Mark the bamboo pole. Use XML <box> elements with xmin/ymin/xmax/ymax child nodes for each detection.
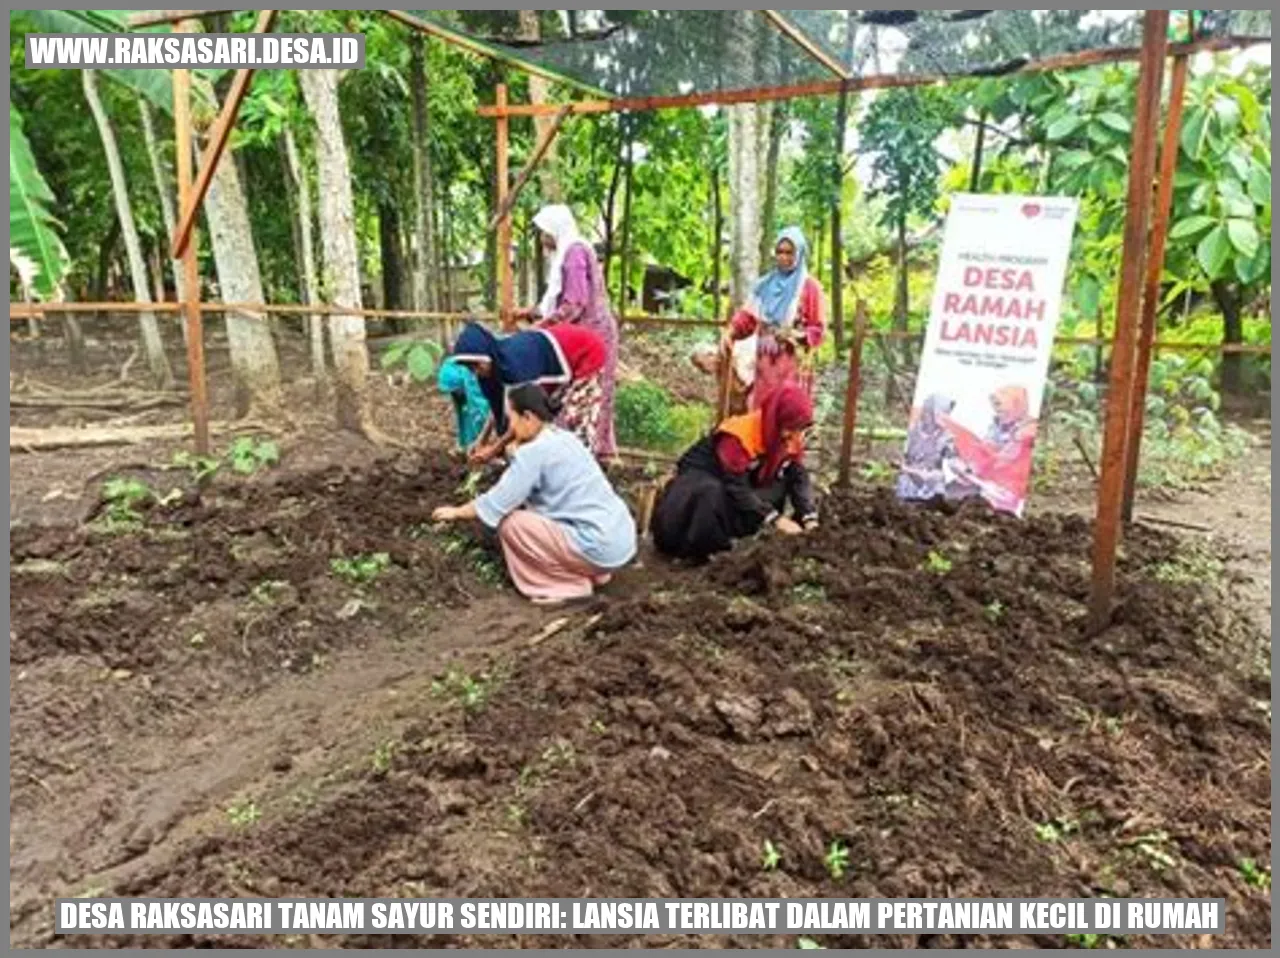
<box><xmin>1087</xmin><ymin>9</ymin><xmax>1169</xmax><ymax>633</ymax></box>
<box><xmin>487</xmin><ymin>105</ymin><xmax>572</xmax><ymax>231</ymax></box>
<box><xmin>494</xmin><ymin>84</ymin><xmax>514</xmax><ymax>331</ymax></box>
<box><xmin>173</xmin><ymin>19</ymin><xmax>210</xmax><ymax>456</ymax></box>
<box><xmin>170</xmin><ymin>9</ymin><xmax>278</xmax><ymax>259</ymax></box>
<box><xmin>837</xmin><ymin>300</ymin><xmax>867</xmax><ymax>488</ymax></box>
<box><xmin>1121</xmin><ymin>53</ymin><xmax>1191</xmax><ymax>524</ymax></box>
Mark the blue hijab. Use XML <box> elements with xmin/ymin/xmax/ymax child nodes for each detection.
<box><xmin>750</xmin><ymin>226</ymin><xmax>809</xmax><ymax>327</ymax></box>
<box><xmin>437</xmin><ymin>357</ymin><xmax>490</xmax><ymax>450</ymax></box>
<box><xmin>450</xmin><ymin>322</ymin><xmax>564</xmax><ymax>432</ymax></box>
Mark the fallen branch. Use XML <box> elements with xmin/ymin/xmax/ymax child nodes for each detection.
<box><xmin>11</xmin><ymin>420</ymin><xmax>276</xmax><ymax>452</ymax></box>
<box><xmin>1135</xmin><ymin>513</ymin><xmax>1213</xmax><ymax>533</ymax></box>
<box><xmin>10</xmin><ymin>393</ymin><xmax>186</xmax><ymax>411</ymax></box>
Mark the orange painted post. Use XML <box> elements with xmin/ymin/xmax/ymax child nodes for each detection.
<box><xmin>1121</xmin><ymin>53</ymin><xmax>1190</xmax><ymax>523</ymax></box>
<box><xmin>837</xmin><ymin>300</ymin><xmax>867</xmax><ymax>488</ymax></box>
<box><xmin>174</xmin><ymin>20</ymin><xmax>209</xmax><ymax>456</ymax></box>
<box><xmin>494</xmin><ymin>84</ymin><xmax>514</xmax><ymax>331</ymax></box>
<box><xmin>1087</xmin><ymin>10</ymin><xmax>1169</xmax><ymax>632</ymax></box>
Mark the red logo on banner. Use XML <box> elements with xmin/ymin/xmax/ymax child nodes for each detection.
<box><xmin>1021</xmin><ymin>203</ymin><xmax>1042</xmax><ymax>218</ymax></box>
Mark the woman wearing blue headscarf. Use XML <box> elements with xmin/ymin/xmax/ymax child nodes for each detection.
<box><xmin>436</xmin><ymin>358</ymin><xmax>491</xmax><ymax>454</ymax></box>
<box><xmin>727</xmin><ymin>226</ymin><xmax>826</xmax><ymax>410</ymax></box>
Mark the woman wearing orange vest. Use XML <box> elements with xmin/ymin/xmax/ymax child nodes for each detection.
<box><xmin>650</xmin><ymin>384</ymin><xmax>817</xmax><ymax>561</ymax></box>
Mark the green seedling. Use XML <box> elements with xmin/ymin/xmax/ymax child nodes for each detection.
<box><xmin>923</xmin><ymin>550</ymin><xmax>952</xmax><ymax>575</ymax></box>
<box><xmin>97</xmin><ymin>476</ymin><xmax>153</xmax><ymax>531</ymax></box>
<box><xmin>330</xmin><ymin>552</ymin><xmax>391</xmax><ymax>586</ymax></box>
<box><xmin>1124</xmin><ymin>830</ymin><xmax>1177</xmax><ymax>873</ymax></box>
<box><xmin>226</xmin><ymin>798</ymin><xmax>261</xmax><ymax>827</ymax></box>
<box><xmin>251</xmin><ymin>579</ymin><xmax>288</xmax><ymax>605</ymax></box>
<box><xmin>228</xmin><ymin>436</ymin><xmax>280</xmax><ymax>476</ymax></box>
<box><xmin>791</xmin><ymin>582</ymin><xmax>827</xmax><ymax>604</ymax></box>
<box><xmin>983</xmin><ymin>600</ymin><xmax>1006</xmax><ymax>623</ymax></box>
<box><xmin>188</xmin><ymin>631</ymin><xmax>206</xmax><ymax>649</ymax></box>
<box><xmin>371</xmin><ymin>740</ymin><xmax>396</xmax><ymax>774</ymax></box>
<box><xmin>797</xmin><ymin>937</ymin><xmax>826</xmax><ymax>950</ymax></box>
<box><xmin>824</xmin><ymin>840</ymin><xmax>850</xmax><ymax>879</ymax></box>
<box><xmin>1237</xmin><ymin>857</ymin><xmax>1271</xmax><ymax>891</ymax></box>
<box><xmin>173</xmin><ymin>450</ymin><xmax>222</xmax><ymax>482</ymax></box>
<box><xmin>1066</xmin><ymin>933</ymin><xmax>1102</xmax><ymax>949</ymax></box>
<box><xmin>431</xmin><ymin>666</ymin><xmax>501</xmax><ymax>714</ymax></box>
<box><xmin>860</xmin><ymin>461</ymin><xmax>895</xmax><ymax>482</ymax></box>
<box><xmin>1149</xmin><ymin>547</ymin><xmax>1224</xmax><ymax>585</ymax></box>
<box><xmin>505</xmin><ymin>803</ymin><xmax>528</xmax><ymax>827</ymax></box>
<box><xmin>590</xmin><ymin>719</ymin><xmax>608</xmax><ymax>735</ymax></box>
<box><xmin>456</xmin><ymin>471</ymin><xmax>484</xmax><ymax>498</ymax></box>
<box><xmin>761</xmin><ymin>839</ymin><xmax>782</xmax><ymax>871</ymax></box>
<box><xmin>1034</xmin><ymin>816</ymin><xmax>1080</xmax><ymax>843</ymax></box>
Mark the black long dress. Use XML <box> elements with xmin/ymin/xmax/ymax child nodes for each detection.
<box><xmin>650</xmin><ymin>433</ymin><xmax>816</xmax><ymax>561</ymax></box>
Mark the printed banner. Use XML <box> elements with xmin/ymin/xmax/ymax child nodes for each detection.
<box><xmin>897</xmin><ymin>193</ymin><xmax>1079</xmax><ymax>517</ymax></box>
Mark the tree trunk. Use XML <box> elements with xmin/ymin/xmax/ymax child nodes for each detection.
<box><xmin>711</xmin><ymin>162</ymin><xmax>723</xmax><ymax>319</ymax></box>
<box><xmin>300</xmin><ymin>67</ymin><xmax>374</xmax><ymax>435</ymax></box>
<box><xmin>378</xmin><ymin>200</ymin><xmax>405</xmax><ymax>313</ymax></box>
<box><xmin>517</xmin><ymin>10</ymin><xmax>562</xmax><ymax>201</ymax></box>
<box><xmin>894</xmin><ymin>216</ymin><xmax>909</xmax><ymax>331</ymax></box>
<box><xmin>83</xmin><ymin>70</ymin><xmax>174</xmax><ymax>390</ymax></box>
<box><xmin>94</xmin><ymin>219</ymin><xmax>121</xmax><ymax>301</ymax></box>
<box><xmin>727</xmin><ymin>103</ymin><xmax>763</xmax><ymax>309</ymax></box>
<box><xmin>601</xmin><ymin>129</ymin><xmax>625</xmax><ymax>281</ymax></box>
<box><xmin>282</xmin><ymin>125</ymin><xmax>325</xmax><ymax>382</ymax></box>
<box><xmin>617</xmin><ymin>133</ymin><xmax>635</xmax><ymax>315</ymax></box>
<box><xmin>138</xmin><ymin>98</ymin><xmax>185</xmax><ymax>310</ymax></box>
<box><xmin>1212</xmin><ymin>280</ymin><xmax>1245</xmax><ymax>394</ymax></box>
<box><xmin>831</xmin><ymin>83</ymin><xmax>850</xmax><ymax>353</ymax></box>
<box><xmin>409</xmin><ymin>33</ymin><xmax>437</xmax><ymax>313</ymax></box>
<box><xmin>760</xmin><ymin>101</ymin><xmax>784</xmax><ymax>267</ymax></box>
<box><xmin>196</xmin><ymin>114</ymin><xmax>284</xmax><ymax>416</ymax></box>
<box><xmin>969</xmin><ymin>110</ymin><xmax>987</xmax><ymax>192</ymax></box>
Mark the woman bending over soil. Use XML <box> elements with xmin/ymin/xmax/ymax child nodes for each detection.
<box><xmin>650</xmin><ymin>383</ymin><xmax>817</xmax><ymax>562</ymax></box>
<box><xmin>432</xmin><ymin>384</ymin><xmax>637</xmax><ymax>604</ymax></box>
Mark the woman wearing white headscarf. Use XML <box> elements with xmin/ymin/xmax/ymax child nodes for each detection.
<box><xmin>726</xmin><ymin>226</ymin><xmax>825</xmax><ymax>409</ymax></box>
<box><xmin>520</xmin><ymin>204</ymin><xmax>620</xmax><ymax>461</ymax></box>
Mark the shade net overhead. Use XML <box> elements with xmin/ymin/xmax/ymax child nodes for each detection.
<box><xmin>401</xmin><ymin>9</ymin><xmax>1272</xmax><ymax>99</ymax></box>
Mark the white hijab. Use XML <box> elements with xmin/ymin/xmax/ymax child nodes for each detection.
<box><xmin>533</xmin><ymin>204</ymin><xmax>591</xmax><ymax>319</ymax></box>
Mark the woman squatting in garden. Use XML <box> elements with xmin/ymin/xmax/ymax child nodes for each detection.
<box><xmin>516</xmin><ymin>203</ymin><xmax>621</xmax><ymax>463</ymax></box>
<box><xmin>725</xmin><ymin>226</ymin><xmax>826</xmax><ymax>409</ymax></box>
<box><xmin>432</xmin><ymin>383</ymin><xmax>637</xmax><ymax>604</ymax></box>
<box><xmin>448</xmin><ymin>320</ymin><xmax>607</xmax><ymax>464</ymax></box>
<box><xmin>650</xmin><ymin>383</ymin><xmax>818</xmax><ymax>562</ymax></box>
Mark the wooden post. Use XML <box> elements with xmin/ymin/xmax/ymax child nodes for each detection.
<box><xmin>494</xmin><ymin>84</ymin><xmax>514</xmax><ymax>330</ymax></box>
<box><xmin>1121</xmin><ymin>53</ymin><xmax>1190</xmax><ymax>523</ymax></box>
<box><xmin>173</xmin><ymin>21</ymin><xmax>209</xmax><ymax>456</ymax></box>
<box><xmin>837</xmin><ymin>300</ymin><xmax>867</xmax><ymax>487</ymax></box>
<box><xmin>1087</xmin><ymin>10</ymin><xmax>1169</xmax><ymax>632</ymax></box>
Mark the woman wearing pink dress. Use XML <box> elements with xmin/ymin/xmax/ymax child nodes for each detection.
<box><xmin>521</xmin><ymin>204</ymin><xmax>620</xmax><ymax>461</ymax></box>
<box><xmin>727</xmin><ymin>226</ymin><xmax>825</xmax><ymax>409</ymax></box>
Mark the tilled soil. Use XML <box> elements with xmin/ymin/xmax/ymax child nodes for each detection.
<box><xmin>10</xmin><ymin>459</ymin><xmax>1272</xmax><ymax>949</ymax></box>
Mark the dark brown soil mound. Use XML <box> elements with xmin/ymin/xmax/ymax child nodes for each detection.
<box><xmin>22</xmin><ymin>475</ymin><xmax>1267</xmax><ymax>949</ymax></box>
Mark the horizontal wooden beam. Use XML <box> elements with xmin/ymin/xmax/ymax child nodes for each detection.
<box><xmin>7</xmin><ymin>302</ymin><xmax>1271</xmax><ymax>352</ymax></box>
<box><xmin>126</xmin><ymin>10</ymin><xmax>236</xmax><ymax>28</ymax></box>
<box><xmin>170</xmin><ymin>9</ymin><xmax>277</xmax><ymax>260</ymax></box>
<box><xmin>478</xmin><ymin>34</ymin><xmax>1269</xmax><ymax>117</ymax></box>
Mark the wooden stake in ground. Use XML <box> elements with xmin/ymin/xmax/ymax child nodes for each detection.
<box><xmin>1087</xmin><ymin>10</ymin><xmax>1169</xmax><ymax>633</ymax></box>
<box><xmin>837</xmin><ymin>300</ymin><xmax>867</xmax><ymax>488</ymax></box>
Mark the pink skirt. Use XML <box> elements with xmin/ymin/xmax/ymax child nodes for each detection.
<box><xmin>497</xmin><ymin>509</ymin><xmax>612</xmax><ymax>602</ymax></box>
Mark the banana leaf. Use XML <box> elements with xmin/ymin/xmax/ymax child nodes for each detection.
<box><xmin>9</xmin><ymin>103</ymin><xmax>69</xmax><ymax>301</ymax></box>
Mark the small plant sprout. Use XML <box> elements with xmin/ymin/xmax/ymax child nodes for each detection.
<box><xmin>431</xmin><ymin>666</ymin><xmax>501</xmax><ymax>714</ymax></box>
<box><xmin>824</xmin><ymin>840</ymin><xmax>850</xmax><ymax>879</ymax></box>
<box><xmin>589</xmin><ymin>719</ymin><xmax>608</xmax><ymax>735</ymax></box>
<box><xmin>923</xmin><ymin>550</ymin><xmax>953</xmax><ymax>575</ymax></box>
<box><xmin>97</xmin><ymin>476</ymin><xmax>153</xmax><ymax>531</ymax></box>
<box><xmin>797</xmin><ymin>937</ymin><xmax>826</xmax><ymax>950</ymax></box>
<box><xmin>761</xmin><ymin>839</ymin><xmax>782</xmax><ymax>871</ymax></box>
<box><xmin>456</xmin><ymin>471</ymin><xmax>484</xmax><ymax>498</ymax></box>
<box><xmin>173</xmin><ymin>449</ymin><xmax>221</xmax><ymax>482</ymax></box>
<box><xmin>983</xmin><ymin>599</ymin><xmax>1006</xmax><ymax>623</ymax></box>
<box><xmin>860</xmin><ymin>460</ymin><xmax>895</xmax><ymax>482</ymax></box>
<box><xmin>227</xmin><ymin>436</ymin><xmax>281</xmax><ymax>475</ymax></box>
<box><xmin>251</xmin><ymin>580</ymin><xmax>288</xmax><ymax>606</ymax></box>
<box><xmin>1034</xmin><ymin>816</ymin><xmax>1080</xmax><ymax>843</ymax></box>
<box><xmin>1066</xmin><ymin>933</ymin><xmax>1102</xmax><ymax>949</ymax></box>
<box><xmin>371</xmin><ymin>740</ymin><xmax>396</xmax><ymax>774</ymax></box>
<box><xmin>226</xmin><ymin>798</ymin><xmax>261</xmax><ymax>827</ymax></box>
<box><xmin>330</xmin><ymin>553</ymin><xmax>392</xmax><ymax>586</ymax></box>
<box><xmin>1238</xmin><ymin>857</ymin><xmax>1271</xmax><ymax>891</ymax></box>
